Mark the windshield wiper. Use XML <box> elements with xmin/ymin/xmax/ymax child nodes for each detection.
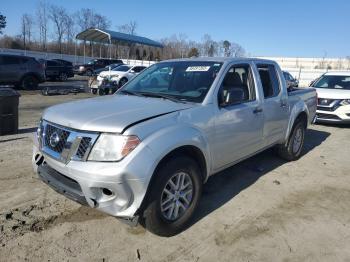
<box><xmin>138</xmin><ymin>92</ymin><xmax>182</xmax><ymax>103</ymax></box>
<box><xmin>119</xmin><ymin>90</ymin><xmax>143</xmax><ymax>97</ymax></box>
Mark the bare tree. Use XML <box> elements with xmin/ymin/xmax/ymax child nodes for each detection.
<box><xmin>21</xmin><ymin>14</ymin><xmax>34</xmax><ymax>49</ymax></box>
<box><xmin>118</xmin><ymin>21</ymin><xmax>137</xmax><ymax>35</ymax></box>
<box><xmin>36</xmin><ymin>0</ymin><xmax>48</xmax><ymax>50</ymax></box>
<box><xmin>222</xmin><ymin>40</ymin><xmax>231</xmax><ymax>57</ymax></box>
<box><xmin>93</xmin><ymin>14</ymin><xmax>110</xmax><ymax>30</ymax></box>
<box><xmin>0</xmin><ymin>12</ymin><xmax>6</xmax><ymax>35</ymax></box>
<box><xmin>76</xmin><ymin>8</ymin><xmax>110</xmax><ymax>32</ymax></box>
<box><xmin>49</xmin><ymin>5</ymin><xmax>68</xmax><ymax>53</ymax></box>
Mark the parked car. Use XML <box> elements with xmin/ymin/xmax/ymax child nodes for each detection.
<box><xmin>52</xmin><ymin>59</ymin><xmax>73</xmax><ymax>67</ymax></box>
<box><xmin>97</xmin><ymin>65</ymin><xmax>147</xmax><ymax>86</ymax></box>
<box><xmin>310</xmin><ymin>71</ymin><xmax>350</xmax><ymax>123</ymax></box>
<box><xmin>44</xmin><ymin>59</ymin><xmax>74</xmax><ymax>81</ymax></box>
<box><xmin>283</xmin><ymin>71</ymin><xmax>299</xmax><ymax>89</ymax></box>
<box><xmin>32</xmin><ymin>58</ymin><xmax>316</xmax><ymax>236</ymax></box>
<box><xmin>73</xmin><ymin>59</ymin><xmax>123</xmax><ymax>76</ymax></box>
<box><xmin>93</xmin><ymin>62</ymin><xmax>125</xmax><ymax>76</ymax></box>
<box><xmin>0</xmin><ymin>54</ymin><xmax>45</xmax><ymax>89</ymax></box>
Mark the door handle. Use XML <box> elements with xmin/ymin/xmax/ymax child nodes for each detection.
<box><xmin>253</xmin><ymin>107</ymin><xmax>263</xmax><ymax>114</ymax></box>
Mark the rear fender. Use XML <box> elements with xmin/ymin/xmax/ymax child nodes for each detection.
<box><xmin>284</xmin><ymin>100</ymin><xmax>309</xmax><ymax>143</ymax></box>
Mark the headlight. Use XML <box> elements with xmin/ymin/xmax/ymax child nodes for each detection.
<box><xmin>340</xmin><ymin>99</ymin><xmax>350</xmax><ymax>106</ymax></box>
<box><xmin>79</xmin><ymin>66</ymin><xmax>85</xmax><ymax>70</ymax></box>
<box><xmin>88</xmin><ymin>134</ymin><xmax>141</xmax><ymax>161</ymax></box>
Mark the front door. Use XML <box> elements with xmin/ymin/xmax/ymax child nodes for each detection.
<box><xmin>212</xmin><ymin>63</ymin><xmax>264</xmax><ymax>170</ymax></box>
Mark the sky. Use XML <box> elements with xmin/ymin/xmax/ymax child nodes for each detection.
<box><xmin>1</xmin><ymin>0</ymin><xmax>349</xmax><ymax>58</ymax></box>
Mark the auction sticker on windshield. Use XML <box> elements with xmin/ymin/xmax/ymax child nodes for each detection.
<box><xmin>186</xmin><ymin>66</ymin><xmax>211</xmax><ymax>72</ymax></box>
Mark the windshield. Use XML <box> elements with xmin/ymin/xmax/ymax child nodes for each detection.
<box><xmin>118</xmin><ymin>61</ymin><xmax>223</xmax><ymax>103</ymax></box>
<box><xmin>87</xmin><ymin>59</ymin><xmax>97</xmax><ymax>65</ymax></box>
<box><xmin>313</xmin><ymin>75</ymin><xmax>350</xmax><ymax>90</ymax></box>
<box><xmin>114</xmin><ymin>65</ymin><xmax>131</xmax><ymax>72</ymax></box>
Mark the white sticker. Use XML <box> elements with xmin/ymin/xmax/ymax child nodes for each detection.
<box><xmin>186</xmin><ymin>66</ymin><xmax>210</xmax><ymax>72</ymax></box>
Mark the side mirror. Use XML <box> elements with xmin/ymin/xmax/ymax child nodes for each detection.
<box><xmin>219</xmin><ymin>87</ymin><xmax>245</xmax><ymax>107</ymax></box>
<box><xmin>130</xmin><ymin>70</ymin><xmax>136</xmax><ymax>73</ymax></box>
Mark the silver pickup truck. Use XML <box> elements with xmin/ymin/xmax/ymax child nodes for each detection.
<box><xmin>32</xmin><ymin>58</ymin><xmax>317</xmax><ymax>236</ymax></box>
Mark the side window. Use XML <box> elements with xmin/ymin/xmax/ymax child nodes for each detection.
<box><xmin>133</xmin><ymin>66</ymin><xmax>145</xmax><ymax>73</ymax></box>
<box><xmin>257</xmin><ymin>64</ymin><xmax>281</xmax><ymax>98</ymax></box>
<box><xmin>2</xmin><ymin>56</ymin><xmax>21</xmax><ymax>65</ymax></box>
<box><xmin>218</xmin><ymin>64</ymin><xmax>256</xmax><ymax>107</ymax></box>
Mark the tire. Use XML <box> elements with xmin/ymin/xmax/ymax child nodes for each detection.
<box><xmin>59</xmin><ymin>72</ymin><xmax>68</xmax><ymax>81</ymax></box>
<box><xmin>104</xmin><ymin>88</ymin><xmax>110</xmax><ymax>95</ymax></box>
<box><xmin>141</xmin><ymin>156</ymin><xmax>203</xmax><ymax>237</ymax></box>
<box><xmin>98</xmin><ymin>88</ymin><xmax>104</xmax><ymax>96</ymax></box>
<box><xmin>119</xmin><ymin>78</ymin><xmax>128</xmax><ymax>87</ymax></box>
<box><xmin>86</xmin><ymin>70</ymin><xmax>93</xmax><ymax>76</ymax></box>
<box><xmin>276</xmin><ymin>120</ymin><xmax>306</xmax><ymax>161</ymax></box>
<box><xmin>21</xmin><ymin>75</ymin><xmax>38</xmax><ymax>90</ymax></box>
<box><xmin>91</xmin><ymin>88</ymin><xmax>97</xmax><ymax>95</ymax></box>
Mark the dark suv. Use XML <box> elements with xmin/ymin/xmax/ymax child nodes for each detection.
<box><xmin>73</xmin><ymin>59</ymin><xmax>123</xmax><ymax>76</ymax></box>
<box><xmin>0</xmin><ymin>54</ymin><xmax>46</xmax><ymax>89</ymax></box>
<box><xmin>44</xmin><ymin>59</ymin><xmax>74</xmax><ymax>81</ymax></box>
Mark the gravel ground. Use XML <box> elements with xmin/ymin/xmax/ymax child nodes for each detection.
<box><xmin>0</xmin><ymin>86</ymin><xmax>349</xmax><ymax>262</ymax></box>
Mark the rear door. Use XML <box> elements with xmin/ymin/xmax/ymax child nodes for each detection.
<box><xmin>212</xmin><ymin>63</ymin><xmax>264</xmax><ymax>170</ymax></box>
<box><xmin>255</xmin><ymin>63</ymin><xmax>289</xmax><ymax>146</ymax></box>
<box><xmin>45</xmin><ymin>60</ymin><xmax>61</xmax><ymax>78</ymax></box>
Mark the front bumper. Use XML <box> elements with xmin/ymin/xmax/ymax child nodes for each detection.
<box><xmin>32</xmin><ymin>139</ymin><xmax>157</xmax><ymax>218</ymax></box>
<box><xmin>315</xmin><ymin>105</ymin><xmax>350</xmax><ymax>123</ymax></box>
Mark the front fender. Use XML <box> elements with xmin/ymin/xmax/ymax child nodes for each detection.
<box><xmin>143</xmin><ymin>124</ymin><xmax>211</xmax><ymax>181</ymax></box>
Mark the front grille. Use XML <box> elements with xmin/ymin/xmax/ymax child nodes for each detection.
<box><xmin>44</xmin><ymin>124</ymin><xmax>70</xmax><ymax>153</ymax></box>
<box><xmin>76</xmin><ymin>137</ymin><xmax>92</xmax><ymax>159</ymax></box>
<box><xmin>316</xmin><ymin>113</ymin><xmax>341</xmax><ymax>120</ymax></box>
<box><xmin>40</xmin><ymin>121</ymin><xmax>99</xmax><ymax>163</ymax></box>
<box><xmin>317</xmin><ymin>106</ymin><xmax>338</xmax><ymax>112</ymax></box>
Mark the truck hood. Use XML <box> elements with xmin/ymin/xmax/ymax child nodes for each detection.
<box><xmin>315</xmin><ymin>88</ymin><xmax>350</xmax><ymax>99</ymax></box>
<box><xmin>43</xmin><ymin>95</ymin><xmax>194</xmax><ymax>133</ymax></box>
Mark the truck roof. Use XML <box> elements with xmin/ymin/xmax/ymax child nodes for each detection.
<box><xmin>323</xmin><ymin>71</ymin><xmax>350</xmax><ymax>76</ymax></box>
<box><xmin>163</xmin><ymin>57</ymin><xmax>276</xmax><ymax>64</ymax></box>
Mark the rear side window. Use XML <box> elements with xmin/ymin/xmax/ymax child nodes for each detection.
<box><xmin>47</xmin><ymin>60</ymin><xmax>60</xmax><ymax>66</ymax></box>
<box><xmin>257</xmin><ymin>64</ymin><xmax>281</xmax><ymax>98</ymax></box>
<box><xmin>133</xmin><ymin>66</ymin><xmax>146</xmax><ymax>73</ymax></box>
<box><xmin>2</xmin><ymin>56</ymin><xmax>22</xmax><ymax>65</ymax></box>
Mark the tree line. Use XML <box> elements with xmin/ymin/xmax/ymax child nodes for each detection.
<box><xmin>0</xmin><ymin>2</ymin><xmax>246</xmax><ymax>61</ymax></box>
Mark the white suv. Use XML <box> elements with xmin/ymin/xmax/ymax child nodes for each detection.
<box><xmin>311</xmin><ymin>72</ymin><xmax>350</xmax><ymax>123</ymax></box>
<box><xmin>97</xmin><ymin>65</ymin><xmax>147</xmax><ymax>87</ymax></box>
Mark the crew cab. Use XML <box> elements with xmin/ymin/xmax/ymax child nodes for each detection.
<box><xmin>310</xmin><ymin>71</ymin><xmax>350</xmax><ymax>123</ymax></box>
<box><xmin>32</xmin><ymin>58</ymin><xmax>317</xmax><ymax>236</ymax></box>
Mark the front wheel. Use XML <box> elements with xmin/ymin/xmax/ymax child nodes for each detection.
<box><xmin>119</xmin><ymin>78</ymin><xmax>128</xmax><ymax>87</ymax></box>
<box><xmin>22</xmin><ymin>75</ymin><xmax>38</xmax><ymax>90</ymax></box>
<box><xmin>141</xmin><ymin>156</ymin><xmax>202</xmax><ymax>237</ymax></box>
<box><xmin>276</xmin><ymin>120</ymin><xmax>306</xmax><ymax>161</ymax></box>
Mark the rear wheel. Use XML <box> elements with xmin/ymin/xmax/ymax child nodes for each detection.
<box><xmin>59</xmin><ymin>72</ymin><xmax>68</xmax><ymax>81</ymax></box>
<box><xmin>277</xmin><ymin>119</ymin><xmax>306</xmax><ymax>161</ymax></box>
<box><xmin>86</xmin><ymin>69</ymin><xmax>93</xmax><ymax>76</ymax></box>
<box><xmin>98</xmin><ymin>88</ymin><xmax>104</xmax><ymax>96</ymax></box>
<box><xmin>91</xmin><ymin>88</ymin><xmax>97</xmax><ymax>95</ymax></box>
<box><xmin>141</xmin><ymin>156</ymin><xmax>202</xmax><ymax>237</ymax></box>
<box><xmin>21</xmin><ymin>75</ymin><xmax>38</xmax><ymax>90</ymax></box>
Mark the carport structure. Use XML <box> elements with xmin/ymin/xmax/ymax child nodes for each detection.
<box><xmin>75</xmin><ymin>28</ymin><xmax>163</xmax><ymax>63</ymax></box>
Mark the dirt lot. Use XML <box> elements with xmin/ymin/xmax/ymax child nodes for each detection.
<box><xmin>0</xmin><ymin>87</ymin><xmax>350</xmax><ymax>262</ymax></box>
